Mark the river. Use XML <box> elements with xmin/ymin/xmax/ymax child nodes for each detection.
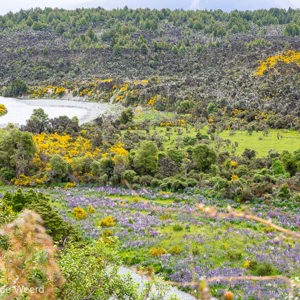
<box><xmin>0</xmin><ymin>96</ymin><xmax>114</xmax><ymax>127</ymax></box>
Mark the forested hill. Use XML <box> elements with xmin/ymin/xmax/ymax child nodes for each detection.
<box><xmin>0</xmin><ymin>8</ymin><xmax>299</xmax><ymax>126</ymax></box>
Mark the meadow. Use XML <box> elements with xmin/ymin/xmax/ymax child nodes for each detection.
<box><xmin>219</xmin><ymin>129</ymin><xmax>300</xmax><ymax>157</ymax></box>
<box><xmin>1</xmin><ymin>185</ymin><xmax>298</xmax><ymax>299</ymax></box>
<box><xmin>125</xmin><ymin>121</ymin><xmax>300</xmax><ymax>159</ymax></box>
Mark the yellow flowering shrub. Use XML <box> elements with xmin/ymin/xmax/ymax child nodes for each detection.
<box><xmin>0</xmin><ymin>104</ymin><xmax>7</xmax><ymax>116</ymax></box>
<box><xmin>99</xmin><ymin>216</ymin><xmax>116</xmax><ymax>227</ymax></box>
<box><xmin>230</xmin><ymin>160</ymin><xmax>238</xmax><ymax>168</ymax></box>
<box><xmin>159</xmin><ymin>119</ymin><xmax>186</xmax><ymax>127</ymax></box>
<box><xmin>65</xmin><ymin>182</ymin><xmax>76</xmax><ymax>189</ymax></box>
<box><xmin>169</xmin><ymin>246</ymin><xmax>182</xmax><ymax>255</ymax></box>
<box><xmin>120</xmin><ymin>84</ymin><xmax>129</xmax><ymax>92</ymax></box>
<box><xmin>30</xmin><ymin>86</ymin><xmax>48</xmax><ymax>98</ymax></box>
<box><xmin>133</xmin><ymin>79</ymin><xmax>149</xmax><ymax>85</ymax></box>
<box><xmin>99</xmin><ymin>78</ymin><xmax>113</xmax><ymax>83</ymax></box>
<box><xmin>54</xmin><ymin>86</ymin><xmax>66</xmax><ymax>97</ymax></box>
<box><xmin>208</xmin><ymin>116</ymin><xmax>214</xmax><ymax>123</ymax></box>
<box><xmin>254</xmin><ymin>50</ymin><xmax>300</xmax><ymax>76</ymax></box>
<box><xmin>148</xmin><ymin>96</ymin><xmax>157</xmax><ymax>106</ymax></box>
<box><xmin>12</xmin><ymin>174</ymin><xmax>48</xmax><ymax>186</ymax></box>
<box><xmin>115</xmin><ymin>95</ymin><xmax>123</xmax><ymax>102</ymax></box>
<box><xmin>33</xmin><ymin>133</ymin><xmax>101</xmax><ymax>171</ymax></box>
<box><xmin>231</xmin><ymin>108</ymin><xmax>245</xmax><ymax>116</ymax></box>
<box><xmin>12</xmin><ymin>174</ymin><xmax>33</xmax><ymax>186</ymax></box>
<box><xmin>73</xmin><ymin>206</ymin><xmax>88</xmax><ymax>220</ymax></box>
<box><xmin>149</xmin><ymin>247</ymin><xmax>167</xmax><ymax>257</ymax></box>
<box><xmin>178</xmin><ymin>119</ymin><xmax>186</xmax><ymax>127</ymax></box>
<box><xmin>109</xmin><ymin>142</ymin><xmax>128</xmax><ymax>157</ymax></box>
<box><xmin>231</xmin><ymin>174</ymin><xmax>239</xmax><ymax>181</ymax></box>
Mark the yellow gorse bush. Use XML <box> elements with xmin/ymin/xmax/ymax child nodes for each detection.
<box><xmin>149</xmin><ymin>247</ymin><xmax>167</xmax><ymax>257</ymax></box>
<box><xmin>87</xmin><ymin>205</ymin><xmax>96</xmax><ymax>214</ymax></box>
<box><xmin>99</xmin><ymin>216</ymin><xmax>116</xmax><ymax>227</ymax></box>
<box><xmin>230</xmin><ymin>160</ymin><xmax>238</xmax><ymax>168</ymax></box>
<box><xmin>54</xmin><ymin>86</ymin><xmax>67</xmax><ymax>97</ymax></box>
<box><xmin>109</xmin><ymin>141</ymin><xmax>128</xmax><ymax>157</ymax></box>
<box><xmin>231</xmin><ymin>174</ymin><xmax>239</xmax><ymax>181</ymax></box>
<box><xmin>148</xmin><ymin>96</ymin><xmax>157</xmax><ymax>106</ymax></box>
<box><xmin>0</xmin><ymin>104</ymin><xmax>7</xmax><ymax>116</ymax></box>
<box><xmin>133</xmin><ymin>79</ymin><xmax>149</xmax><ymax>85</ymax></box>
<box><xmin>65</xmin><ymin>182</ymin><xmax>76</xmax><ymax>189</ymax></box>
<box><xmin>254</xmin><ymin>50</ymin><xmax>300</xmax><ymax>76</ymax></box>
<box><xmin>12</xmin><ymin>174</ymin><xmax>48</xmax><ymax>186</ymax></box>
<box><xmin>159</xmin><ymin>119</ymin><xmax>186</xmax><ymax>127</ymax></box>
<box><xmin>33</xmin><ymin>133</ymin><xmax>101</xmax><ymax>168</ymax></box>
<box><xmin>73</xmin><ymin>206</ymin><xmax>88</xmax><ymax>220</ymax></box>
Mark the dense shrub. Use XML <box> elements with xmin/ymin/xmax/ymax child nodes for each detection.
<box><xmin>192</xmin><ymin>144</ymin><xmax>217</xmax><ymax>171</ymax></box>
<box><xmin>0</xmin><ymin>200</ymin><xmax>16</xmax><ymax>226</ymax></box>
<box><xmin>49</xmin><ymin>154</ymin><xmax>70</xmax><ymax>181</ymax></box>
<box><xmin>99</xmin><ymin>216</ymin><xmax>116</xmax><ymax>227</ymax></box>
<box><xmin>272</xmin><ymin>159</ymin><xmax>286</xmax><ymax>176</ymax></box>
<box><xmin>169</xmin><ymin>246</ymin><xmax>182</xmax><ymax>255</ymax></box>
<box><xmin>149</xmin><ymin>247</ymin><xmax>167</xmax><ymax>257</ymax></box>
<box><xmin>0</xmin><ymin>127</ymin><xmax>36</xmax><ymax>179</ymax></box>
<box><xmin>2</xmin><ymin>189</ymin><xmax>48</xmax><ymax>212</ymax></box>
<box><xmin>3</xmin><ymin>189</ymin><xmax>77</xmax><ymax>243</ymax></box>
<box><xmin>58</xmin><ymin>241</ymin><xmax>139</xmax><ymax>299</ymax></box>
<box><xmin>121</xmin><ymin>170</ymin><xmax>136</xmax><ymax>183</ymax></box>
<box><xmin>73</xmin><ymin>206</ymin><xmax>88</xmax><ymax>220</ymax></box>
<box><xmin>249</xmin><ymin>261</ymin><xmax>279</xmax><ymax>276</ymax></box>
<box><xmin>133</xmin><ymin>141</ymin><xmax>158</xmax><ymax>175</ymax></box>
<box><xmin>7</xmin><ymin>78</ymin><xmax>28</xmax><ymax>97</ymax></box>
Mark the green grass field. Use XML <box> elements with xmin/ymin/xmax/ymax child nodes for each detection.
<box><xmin>220</xmin><ymin>129</ymin><xmax>300</xmax><ymax>157</ymax></box>
<box><xmin>133</xmin><ymin>110</ymin><xmax>300</xmax><ymax>157</ymax></box>
<box><xmin>145</xmin><ymin>126</ymin><xmax>300</xmax><ymax>157</ymax></box>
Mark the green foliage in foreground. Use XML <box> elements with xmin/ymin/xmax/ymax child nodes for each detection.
<box><xmin>2</xmin><ymin>189</ymin><xmax>77</xmax><ymax>243</ymax></box>
<box><xmin>58</xmin><ymin>240</ymin><xmax>139</xmax><ymax>300</ymax></box>
<box><xmin>0</xmin><ymin>127</ymin><xmax>36</xmax><ymax>180</ymax></box>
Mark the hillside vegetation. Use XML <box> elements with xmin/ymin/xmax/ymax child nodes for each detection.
<box><xmin>0</xmin><ymin>7</ymin><xmax>300</xmax><ymax>300</ymax></box>
<box><xmin>0</xmin><ymin>8</ymin><xmax>299</xmax><ymax>127</ymax></box>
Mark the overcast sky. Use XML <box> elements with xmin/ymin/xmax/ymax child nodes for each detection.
<box><xmin>1</xmin><ymin>0</ymin><xmax>300</xmax><ymax>15</ymax></box>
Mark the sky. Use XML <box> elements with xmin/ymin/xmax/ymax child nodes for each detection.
<box><xmin>0</xmin><ymin>0</ymin><xmax>300</xmax><ymax>16</ymax></box>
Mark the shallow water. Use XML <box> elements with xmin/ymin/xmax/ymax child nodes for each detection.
<box><xmin>118</xmin><ymin>267</ymin><xmax>198</xmax><ymax>300</ymax></box>
<box><xmin>0</xmin><ymin>97</ymin><xmax>112</xmax><ymax>127</ymax></box>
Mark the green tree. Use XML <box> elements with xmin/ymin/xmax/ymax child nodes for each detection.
<box><xmin>272</xmin><ymin>159</ymin><xmax>286</xmax><ymax>176</ymax></box>
<box><xmin>284</xmin><ymin>23</ymin><xmax>300</xmax><ymax>36</ymax></box>
<box><xmin>133</xmin><ymin>141</ymin><xmax>158</xmax><ymax>175</ymax></box>
<box><xmin>0</xmin><ymin>127</ymin><xmax>36</xmax><ymax>178</ymax></box>
<box><xmin>167</xmin><ymin>148</ymin><xmax>185</xmax><ymax>167</ymax></box>
<box><xmin>98</xmin><ymin>157</ymin><xmax>114</xmax><ymax>178</ymax></box>
<box><xmin>22</xmin><ymin>108</ymin><xmax>50</xmax><ymax>133</ymax></box>
<box><xmin>8</xmin><ymin>78</ymin><xmax>28</xmax><ymax>97</ymax></box>
<box><xmin>86</xmin><ymin>27</ymin><xmax>98</xmax><ymax>42</ymax></box>
<box><xmin>192</xmin><ymin>144</ymin><xmax>217</xmax><ymax>171</ymax></box>
<box><xmin>119</xmin><ymin>108</ymin><xmax>134</xmax><ymax>124</ymax></box>
<box><xmin>49</xmin><ymin>154</ymin><xmax>69</xmax><ymax>181</ymax></box>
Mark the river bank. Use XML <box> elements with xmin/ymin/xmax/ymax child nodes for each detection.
<box><xmin>0</xmin><ymin>96</ymin><xmax>120</xmax><ymax>127</ymax></box>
